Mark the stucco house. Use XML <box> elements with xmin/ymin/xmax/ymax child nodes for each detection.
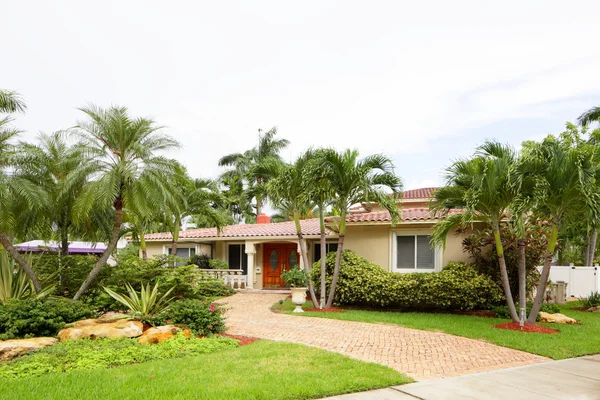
<box><xmin>142</xmin><ymin>187</ymin><xmax>469</xmax><ymax>289</ymax></box>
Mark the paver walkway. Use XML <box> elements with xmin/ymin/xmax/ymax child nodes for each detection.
<box><xmin>217</xmin><ymin>293</ymin><xmax>549</xmax><ymax>380</ymax></box>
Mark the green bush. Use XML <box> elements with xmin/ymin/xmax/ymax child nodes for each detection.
<box><xmin>581</xmin><ymin>291</ymin><xmax>600</xmax><ymax>308</ymax></box>
<box><xmin>195</xmin><ymin>279</ymin><xmax>236</xmax><ymax>298</ymax></box>
<box><xmin>31</xmin><ymin>254</ymin><xmax>100</xmax><ymax>297</ymax></box>
<box><xmin>208</xmin><ymin>259</ymin><xmax>229</xmax><ymax>269</ymax></box>
<box><xmin>0</xmin><ymin>335</ymin><xmax>238</xmax><ymax>379</ymax></box>
<box><xmin>188</xmin><ymin>253</ymin><xmax>211</xmax><ymax>268</ymax></box>
<box><xmin>492</xmin><ymin>302</ymin><xmax>560</xmax><ymax>321</ymax></box>
<box><xmin>0</xmin><ymin>299</ymin><xmax>97</xmax><ymax>340</ymax></box>
<box><xmin>281</xmin><ymin>267</ymin><xmax>308</xmax><ymax>287</ymax></box>
<box><xmin>149</xmin><ymin>299</ymin><xmax>227</xmax><ymax>336</ymax></box>
<box><xmin>311</xmin><ymin>251</ymin><xmax>504</xmax><ymax>310</ymax></box>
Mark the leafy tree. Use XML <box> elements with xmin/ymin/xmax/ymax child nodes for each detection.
<box><xmin>322</xmin><ymin>149</ymin><xmax>402</xmax><ymax>308</ymax></box>
<box><xmin>578</xmin><ymin>105</ymin><xmax>600</xmax><ymax>127</ymax></box>
<box><xmin>71</xmin><ymin>105</ymin><xmax>182</xmax><ymax>300</ymax></box>
<box><xmin>267</xmin><ymin>151</ymin><xmax>319</xmax><ymax>305</ymax></box>
<box><xmin>0</xmin><ymin>91</ymin><xmax>44</xmax><ymax>291</ymax></box>
<box><xmin>218</xmin><ymin>127</ymin><xmax>289</xmax><ymax>216</ymax></box>
<box><xmin>431</xmin><ymin>142</ymin><xmax>521</xmax><ymax>322</ymax></box>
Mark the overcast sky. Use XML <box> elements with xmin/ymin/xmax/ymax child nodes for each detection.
<box><xmin>4</xmin><ymin>1</ymin><xmax>600</xmax><ymax>191</ymax></box>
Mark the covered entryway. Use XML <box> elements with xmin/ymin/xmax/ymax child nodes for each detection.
<box><xmin>263</xmin><ymin>243</ymin><xmax>299</xmax><ymax>288</ymax></box>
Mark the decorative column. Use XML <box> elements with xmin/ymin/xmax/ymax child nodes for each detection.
<box><xmin>245</xmin><ymin>243</ymin><xmax>256</xmax><ymax>289</ymax></box>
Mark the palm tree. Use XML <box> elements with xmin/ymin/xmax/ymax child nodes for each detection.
<box><xmin>268</xmin><ymin>152</ymin><xmax>319</xmax><ymax>306</ymax></box>
<box><xmin>521</xmin><ymin>136</ymin><xmax>600</xmax><ymax>323</ymax></box>
<box><xmin>578</xmin><ymin>106</ymin><xmax>600</xmax><ymax>127</ymax></box>
<box><xmin>16</xmin><ymin>132</ymin><xmax>106</xmax><ymax>255</ymax></box>
<box><xmin>72</xmin><ymin>105</ymin><xmax>182</xmax><ymax>300</ymax></box>
<box><xmin>322</xmin><ymin>149</ymin><xmax>402</xmax><ymax>308</ymax></box>
<box><xmin>218</xmin><ymin>127</ymin><xmax>289</xmax><ymax>216</ymax></box>
<box><xmin>0</xmin><ymin>91</ymin><xmax>44</xmax><ymax>291</ymax></box>
<box><xmin>431</xmin><ymin>141</ymin><xmax>521</xmax><ymax>322</ymax></box>
<box><xmin>0</xmin><ymin>90</ymin><xmax>26</xmax><ymax>113</ymax></box>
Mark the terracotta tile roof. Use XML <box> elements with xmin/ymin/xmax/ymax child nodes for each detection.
<box><xmin>144</xmin><ymin>218</ymin><xmax>332</xmax><ymax>241</ymax></box>
<box><xmin>326</xmin><ymin>207</ymin><xmax>461</xmax><ymax>223</ymax></box>
<box><xmin>402</xmin><ymin>187</ymin><xmax>438</xmax><ymax>200</ymax></box>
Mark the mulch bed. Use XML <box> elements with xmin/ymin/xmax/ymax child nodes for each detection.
<box><xmin>219</xmin><ymin>333</ymin><xmax>259</xmax><ymax>346</ymax></box>
<box><xmin>304</xmin><ymin>307</ymin><xmax>345</xmax><ymax>313</ymax></box>
<box><xmin>493</xmin><ymin>321</ymin><xmax>560</xmax><ymax>334</ymax></box>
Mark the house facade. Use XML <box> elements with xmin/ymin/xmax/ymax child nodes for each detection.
<box><xmin>142</xmin><ymin>188</ymin><xmax>470</xmax><ymax>289</ymax></box>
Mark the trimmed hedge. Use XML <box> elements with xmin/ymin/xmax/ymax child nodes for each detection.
<box><xmin>311</xmin><ymin>251</ymin><xmax>504</xmax><ymax>310</ymax></box>
<box><xmin>0</xmin><ymin>299</ymin><xmax>97</xmax><ymax>340</ymax></box>
<box><xmin>148</xmin><ymin>299</ymin><xmax>227</xmax><ymax>336</ymax></box>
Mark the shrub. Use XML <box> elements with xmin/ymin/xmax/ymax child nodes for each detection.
<box><xmin>149</xmin><ymin>299</ymin><xmax>227</xmax><ymax>336</ymax></box>
<box><xmin>31</xmin><ymin>254</ymin><xmax>100</xmax><ymax>297</ymax></box>
<box><xmin>208</xmin><ymin>259</ymin><xmax>229</xmax><ymax>269</ymax></box>
<box><xmin>492</xmin><ymin>302</ymin><xmax>560</xmax><ymax>321</ymax></box>
<box><xmin>103</xmin><ymin>282</ymin><xmax>175</xmax><ymax>321</ymax></box>
<box><xmin>0</xmin><ymin>335</ymin><xmax>238</xmax><ymax>379</ymax></box>
<box><xmin>0</xmin><ymin>299</ymin><xmax>97</xmax><ymax>340</ymax></box>
<box><xmin>188</xmin><ymin>253</ymin><xmax>211</xmax><ymax>268</ymax></box>
<box><xmin>195</xmin><ymin>279</ymin><xmax>236</xmax><ymax>298</ymax></box>
<box><xmin>580</xmin><ymin>291</ymin><xmax>600</xmax><ymax>308</ymax></box>
<box><xmin>281</xmin><ymin>267</ymin><xmax>308</xmax><ymax>287</ymax></box>
<box><xmin>311</xmin><ymin>251</ymin><xmax>504</xmax><ymax>310</ymax></box>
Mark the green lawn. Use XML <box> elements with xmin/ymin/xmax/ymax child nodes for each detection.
<box><xmin>0</xmin><ymin>341</ymin><xmax>411</xmax><ymax>400</ymax></box>
<box><xmin>276</xmin><ymin>300</ymin><xmax>600</xmax><ymax>360</ymax></box>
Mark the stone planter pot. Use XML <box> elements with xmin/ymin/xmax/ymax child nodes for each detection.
<box><xmin>290</xmin><ymin>287</ymin><xmax>308</xmax><ymax>313</ymax></box>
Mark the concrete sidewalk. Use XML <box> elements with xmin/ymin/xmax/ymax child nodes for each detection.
<box><xmin>322</xmin><ymin>355</ymin><xmax>600</xmax><ymax>400</ymax></box>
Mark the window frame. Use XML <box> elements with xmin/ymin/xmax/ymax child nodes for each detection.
<box><xmin>312</xmin><ymin>241</ymin><xmax>339</xmax><ymax>263</ymax></box>
<box><xmin>227</xmin><ymin>243</ymin><xmax>248</xmax><ymax>274</ymax></box>
<box><xmin>391</xmin><ymin>233</ymin><xmax>440</xmax><ymax>273</ymax></box>
<box><xmin>164</xmin><ymin>245</ymin><xmax>197</xmax><ymax>258</ymax></box>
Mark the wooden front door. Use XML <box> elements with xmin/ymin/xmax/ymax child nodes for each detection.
<box><xmin>263</xmin><ymin>243</ymin><xmax>300</xmax><ymax>288</ymax></box>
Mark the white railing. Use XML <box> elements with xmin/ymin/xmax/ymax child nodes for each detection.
<box><xmin>198</xmin><ymin>269</ymin><xmax>247</xmax><ymax>289</ymax></box>
<box><xmin>537</xmin><ymin>266</ymin><xmax>599</xmax><ymax>298</ymax></box>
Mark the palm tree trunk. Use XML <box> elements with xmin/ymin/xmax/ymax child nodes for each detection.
<box><xmin>73</xmin><ymin>197</ymin><xmax>123</xmax><ymax>300</ymax></box>
<box><xmin>61</xmin><ymin>231</ymin><xmax>69</xmax><ymax>257</ymax></box>
<box><xmin>0</xmin><ymin>232</ymin><xmax>42</xmax><ymax>292</ymax></box>
<box><xmin>140</xmin><ymin>231</ymin><xmax>148</xmax><ymax>261</ymax></box>
<box><xmin>297</xmin><ymin>233</ymin><xmax>318</xmax><ymax>307</ymax></box>
<box><xmin>517</xmin><ymin>238</ymin><xmax>527</xmax><ymax>326</ymax></box>
<box><xmin>493</xmin><ymin>225</ymin><xmax>519</xmax><ymax>322</ymax></box>
<box><xmin>319</xmin><ymin>206</ymin><xmax>327</xmax><ymax>310</ymax></box>
<box><xmin>528</xmin><ymin>225</ymin><xmax>558</xmax><ymax>324</ymax></box>
<box><xmin>171</xmin><ymin>221</ymin><xmax>180</xmax><ymax>256</ymax></box>
<box><xmin>588</xmin><ymin>229</ymin><xmax>598</xmax><ymax>265</ymax></box>
<box><xmin>326</xmin><ymin>215</ymin><xmax>345</xmax><ymax>308</ymax></box>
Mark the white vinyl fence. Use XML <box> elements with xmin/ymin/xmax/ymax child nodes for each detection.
<box><xmin>538</xmin><ymin>266</ymin><xmax>600</xmax><ymax>298</ymax></box>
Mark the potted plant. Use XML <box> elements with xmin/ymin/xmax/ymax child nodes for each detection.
<box><xmin>280</xmin><ymin>267</ymin><xmax>308</xmax><ymax>313</ymax></box>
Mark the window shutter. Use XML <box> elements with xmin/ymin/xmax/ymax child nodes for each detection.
<box><xmin>416</xmin><ymin>235</ymin><xmax>435</xmax><ymax>269</ymax></box>
<box><xmin>396</xmin><ymin>236</ymin><xmax>415</xmax><ymax>268</ymax></box>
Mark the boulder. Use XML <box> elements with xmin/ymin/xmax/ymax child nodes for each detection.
<box><xmin>0</xmin><ymin>337</ymin><xmax>58</xmax><ymax>362</ymax></box>
<box><xmin>138</xmin><ymin>325</ymin><xmax>191</xmax><ymax>344</ymax></box>
<box><xmin>539</xmin><ymin>312</ymin><xmax>577</xmax><ymax>324</ymax></box>
<box><xmin>58</xmin><ymin>319</ymin><xmax>144</xmax><ymax>341</ymax></box>
<box><xmin>587</xmin><ymin>306</ymin><xmax>600</xmax><ymax>312</ymax></box>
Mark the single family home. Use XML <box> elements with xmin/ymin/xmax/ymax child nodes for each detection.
<box><xmin>141</xmin><ymin>188</ymin><xmax>469</xmax><ymax>289</ymax></box>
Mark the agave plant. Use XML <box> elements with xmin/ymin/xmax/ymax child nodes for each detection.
<box><xmin>0</xmin><ymin>251</ymin><xmax>55</xmax><ymax>303</ymax></box>
<box><xmin>103</xmin><ymin>282</ymin><xmax>175</xmax><ymax>320</ymax></box>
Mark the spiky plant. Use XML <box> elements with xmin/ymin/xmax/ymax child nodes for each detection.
<box><xmin>103</xmin><ymin>282</ymin><xmax>175</xmax><ymax>321</ymax></box>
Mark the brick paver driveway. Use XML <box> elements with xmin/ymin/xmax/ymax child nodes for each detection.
<box><xmin>217</xmin><ymin>293</ymin><xmax>549</xmax><ymax>381</ymax></box>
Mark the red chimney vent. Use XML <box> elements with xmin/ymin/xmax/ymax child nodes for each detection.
<box><xmin>256</xmin><ymin>213</ymin><xmax>271</xmax><ymax>224</ymax></box>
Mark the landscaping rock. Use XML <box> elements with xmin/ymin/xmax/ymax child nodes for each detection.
<box><xmin>0</xmin><ymin>337</ymin><xmax>58</xmax><ymax>361</ymax></box>
<box><xmin>587</xmin><ymin>306</ymin><xmax>600</xmax><ymax>312</ymax></box>
<box><xmin>539</xmin><ymin>312</ymin><xmax>577</xmax><ymax>324</ymax></box>
<box><xmin>58</xmin><ymin>319</ymin><xmax>144</xmax><ymax>341</ymax></box>
<box><xmin>138</xmin><ymin>325</ymin><xmax>191</xmax><ymax>344</ymax></box>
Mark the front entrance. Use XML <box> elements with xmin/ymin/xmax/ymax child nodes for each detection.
<box><xmin>263</xmin><ymin>243</ymin><xmax>299</xmax><ymax>288</ymax></box>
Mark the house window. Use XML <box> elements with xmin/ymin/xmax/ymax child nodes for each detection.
<box><xmin>313</xmin><ymin>243</ymin><xmax>338</xmax><ymax>263</ymax></box>
<box><xmin>167</xmin><ymin>247</ymin><xmax>196</xmax><ymax>266</ymax></box>
<box><xmin>228</xmin><ymin>244</ymin><xmax>248</xmax><ymax>274</ymax></box>
<box><xmin>393</xmin><ymin>234</ymin><xmax>436</xmax><ymax>271</ymax></box>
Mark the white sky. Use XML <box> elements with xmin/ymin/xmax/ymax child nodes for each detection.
<box><xmin>4</xmin><ymin>0</ymin><xmax>600</xmax><ymax>192</ymax></box>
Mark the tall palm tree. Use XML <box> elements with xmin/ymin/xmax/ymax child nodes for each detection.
<box><xmin>268</xmin><ymin>152</ymin><xmax>319</xmax><ymax>306</ymax></box>
<box><xmin>521</xmin><ymin>136</ymin><xmax>600</xmax><ymax>323</ymax></box>
<box><xmin>431</xmin><ymin>141</ymin><xmax>521</xmax><ymax>322</ymax></box>
<box><xmin>578</xmin><ymin>106</ymin><xmax>600</xmax><ymax>127</ymax></box>
<box><xmin>218</xmin><ymin>127</ymin><xmax>289</xmax><ymax>216</ymax></box>
<box><xmin>72</xmin><ymin>105</ymin><xmax>182</xmax><ymax>300</ymax></box>
<box><xmin>322</xmin><ymin>149</ymin><xmax>402</xmax><ymax>308</ymax></box>
<box><xmin>16</xmin><ymin>132</ymin><xmax>107</xmax><ymax>255</ymax></box>
<box><xmin>0</xmin><ymin>91</ymin><xmax>44</xmax><ymax>291</ymax></box>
